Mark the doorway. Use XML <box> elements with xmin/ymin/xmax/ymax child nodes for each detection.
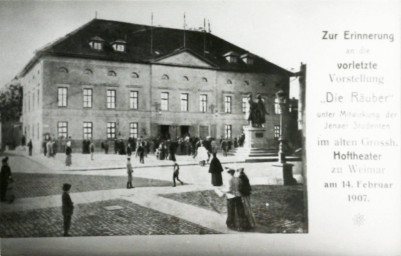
<box><xmin>180</xmin><ymin>126</ymin><xmax>190</xmax><ymax>137</ymax></box>
<box><xmin>160</xmin><ymin>125</ymin><xmax>170</xmax><ymax>140</ymax></box>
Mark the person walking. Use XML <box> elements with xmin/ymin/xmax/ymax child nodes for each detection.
<box><xmin>196</xmin><ymin>143</ymin><xmax>209</xmax><ymax>166</ymax></box>
<box><xmin>27</xmin><ymin>139</ymin><xmax>33</xmax><ymax>156</ymax></box>
<box><xmin>62</xmin><ymin>183</ymin><xmax>74</xmax><ymax>236</ymax></box>
<box><xmin>137</xmin><ymin>142</ymin><xmax>145</xmax><ymax>164</ymax></box>
<box><xmin>127</xmin><ymin>144</ymin><xmax>132</xmax><ymax>157</ymax></box>
<box><xmin>0</xmin><ymin>157</ymin><xmax>12</xmax><ymax>202</ymax></box>
<box><xmin>238</xmin><ymin>168</ymin><xmax>256</xmax><ymax>228</ymax></box>
<box><xmin>172</xmin><ymin>162</ymin><xmax>184</xmax><ymax>187</ymax></box>
<box><xmin>89</xmin><ymin>140</ymin><xmax>95</xmax><ymax>160</ymax></box>
<box><xmin>65</xmin><ymin>143</ymin><xmax>72</xmax><ymax>167</ymax></box>
<box><xmin>208</xmin><ymin>153</ymin><xmax>223</xmax><ymax>186</ymax></box>
<box><xmin>126</xmin><ymin>158</ymin><xmax>134</xmax><ymax>189</ymax></box>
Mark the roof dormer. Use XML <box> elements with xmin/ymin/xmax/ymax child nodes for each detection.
<box><xmin>223</xmin><ymin>51</ymin><xmax>240</xmax><ymax>64</ymax></box>
<box><xmin>111</xmin><ymin>39</ymin><xmax>126</xmax><ymax>52</ymax></box>
<box><xmin>89</xmin><ymin>36</ymin><xmax>104</xmax><ymax>50</ymax></box>
<box><xmin>240</xmin><ymin>53</ymin><xmax>254</xmax><ymax>65</ymax></box>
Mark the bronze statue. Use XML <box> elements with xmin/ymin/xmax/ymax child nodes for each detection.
<box><xmin>245</xmin><ymin>94</ymin><xmax>269</xmax><ymax>127</ymax></box>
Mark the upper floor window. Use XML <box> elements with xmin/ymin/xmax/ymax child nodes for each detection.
<box><xmin>111</xmin><ymin>39</ymin><xmax>126</xmax><ymax>52</ymax></box>
<box><xmin>129</xmin><ymin>91</ymin><xmax>138</xmax><ymax>110</ymax></box>
<box><xmin>227</xmin><ymin>79</ymin><xmax>232</xmax><ymax>84</ymax></box>
<box><xmin>131</xmin><ymin>72</ymin><xmax>139</xmax><ymax>78</ymax></box>
<box><xmin>240</xmin><ymin>53</ymin><xmax>254</xmax><ymax>65</ymax></box>
<box><xmin>200</xmin><ymin>94</ymin><xmax>207</xmax><ymax>113</ymax></box>
<box><xmin>224</xmin><ymin>96</ymin><xmax>232</xmax><ymax>113</ymax></box>
<box><xmin>223</xmin><ymin>51</ymin><xmax>239</xmax><ymax>63</ymax></box>
<box><xmin>84</xmin><ymin>69</ymin><xmax>93</xmax><ymax>75</ymax></box>
<box><xmin>108</xmin><ymin>70</ymin><xmax>117</xmax><ymax>77</ymax></box>
<box><xmin>274</xmin><ymin>125</ymin><xmax>280</xmax><ymax>138</ymax></box>
<box><xmin>89</xmin><ymin>36</ymin><xmax>104</xmax><ymax>50</ymax></box>
<box><xmin>201</xmin><ymin>77</ymin><xmax>208</xmax><ymax>83</ymax></box>
<box><xmin>180</xmin><ymin>93</ymin><xmax>189</xmax><ymax>112</ymax></box>
<box><xmin>244</xmin><ymin>80</ymin><xmax>250</xmax><ymax>86</ymax></box>
<box><xmin>58</xmin><ymin>87</ymin><xmax>68</xmax><ymax>107</ymax></box>
<box><xmin>83</xmin><ymin>88</ymin><xmax>93</xmax><ymax>108</ymax></box>
<box><xmin>130</xmin><ymin>122</ymin><xmax>138</xmax><ymax>138</ymax></box>
<box><xmin>183</xmin><ymin>76</ymin><xmax>189</xmax><ymax>81</ymax></box>
<box><xmin>161</xmin><ymin>92</ymin><xmax>169</xmax><ymax>111</ymax></box>
<box><xmin>107</xmin><ymin>89</ymin><xmax>116</xmax><ymax>109</ymax></box>
<box><xmin>162</xmin><ymin>74</ymin><xmax>169</xmax><ymax>80</ymax></box>
<box><xmin>274</xmin><ymin>98</ymin><xmax>280</xmax><ymax>114</ymax></box>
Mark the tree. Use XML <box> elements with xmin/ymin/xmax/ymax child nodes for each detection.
<box><xmin>0</xmin><ymin>79</ymin><xmax>22</xmax><ymax>122</ymax></box>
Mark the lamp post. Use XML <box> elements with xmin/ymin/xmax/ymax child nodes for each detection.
<box><xmin>275</xmin><ymin>90</ymin><xmax>287</xmax><ymax>164</ymax></box>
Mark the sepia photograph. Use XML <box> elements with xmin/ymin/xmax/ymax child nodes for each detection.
<box><xmin>0</xmin><ymin>0</ymin><xmax>307</xmax><ymax>240</ymax></box>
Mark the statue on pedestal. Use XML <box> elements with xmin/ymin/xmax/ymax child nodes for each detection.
<box><xmin>245</xmin><ymin>94</ymin><xmax>269</xmax><ymax>127</ymax></box>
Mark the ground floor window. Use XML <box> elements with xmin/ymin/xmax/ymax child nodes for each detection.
<box><xmin>107</xmin><ymin>122</ymin><xmax>116</xmax><ymax>139</ymax></box>
<box><xmin>129</xmin><ymin>122</ymin><xmax>138</xmax><ymax>138</ymax></box>
<box><xmin>224</xmin><ymin>124</ymin><xmax>232</xmax><ymax>139</ymax></box>
<box><xmin>83</xmin><ymin>122</ymin><xmax>93</xmax><ymax>139</ymax></box>
<box><xmin>274</xmin><ymin>125</ymin><xmax>280</xmax><ymax>138</ymax></box>
<box><xmin>57</xmin><ymin>122</ymin><xmax>68</xmax><ymax>139</ymax></box>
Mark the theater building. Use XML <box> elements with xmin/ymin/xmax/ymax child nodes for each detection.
<box><xmin>19</xmin><ymin>19</ymin><xmax>295</xmax><ymax>154</ymax></box>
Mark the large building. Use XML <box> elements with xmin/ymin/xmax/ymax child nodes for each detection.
<box><xmin>19</xmin><ymin>19</ymin><xmax>295</xmax><ymax>154</ymax></box>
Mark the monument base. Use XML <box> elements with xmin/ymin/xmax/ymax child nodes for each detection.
<box><xmin>243</xmin><ymin>126</ymin><xmax>268</xmax><ymax>149</ymax></box>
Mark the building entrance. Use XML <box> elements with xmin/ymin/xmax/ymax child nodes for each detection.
<box><xmin>180</xmin><ymin>126</ymin><xmax>190</xmax><ymax>137</ymax></box>
<box><xmin>160</xmin><ymin>125</ymin><xmax>170</xmax><ymax>140</ymax></box>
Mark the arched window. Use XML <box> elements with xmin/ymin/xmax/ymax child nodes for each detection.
<box><xmin>202</xmin><ymin>77</ymin><xmax>208</xmax><ymax>83</ymax></box>
<box><xmin>183</xmin><ymin>76</ymin><xmax>189</xmax><ymax>81</ymax></box>
<box><xmin>108</xmin><ymin>70</ymin><xmax>117</xmax><ymax>77</ymax></box>
<box><xmin>227</xmin><ymin>79</ymin><xmax>232</xmax><ymax>84</ymax></box>
<box><xmin>131</xmin><ymin>72</ymin><xmax>139</xmax><ymax>78</ymax></box>
<box><xmin>84</xmin><ymin>69</ymin><xmax>93</xmax><ymax>75</ymax></box>
<box><xmin>244</xmin><ymin>80</ymin><xmax>250</xmax><ymax>86</ymax></box>
<box><xmin>162</xmin><ymin>74</ymin><xmax>169</xmax><ymax>80</ymax></box>
<box><xmin>58</xmin><ymin>67</ymin><xmax>68</xmax><ymax>73</ymax></box>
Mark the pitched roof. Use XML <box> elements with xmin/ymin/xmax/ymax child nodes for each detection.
<box><xmin>20</xmin><ymin>19</ymin><xmax>293</xmax><ymax>76</ymax></box>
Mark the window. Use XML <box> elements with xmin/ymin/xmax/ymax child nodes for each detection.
<box><xmin>131</xmin><ymin>72</ymin><xmax>139</xmax><ymax>78</ymax></box>
<box><xmin>161</xmin><ymin>92</ymin><xmax>169</xmax><ymax>111</ymax></box>
<box><xmin>274</xmin><ymin>125</ymin><xmax>280</xmax><ymax>138</ymax></box>
<box><xmin>58</xmin><ymin>87</ymin><xmax>68</xmax><ymax>107</ymax></box>
<box><xmin>107</xmin><ymin>122</ymin><xmax>116</xmax><ymax>139</ymax></box>
<box><xmin>183</xmin><ymin>76</ymin><xmax>189</xmax><ymax>81</ymax></box>
<box><xmin>224</xmin><ymin>96</ymin><xmax>232</xmax><ymax>113</ymax></box>
<box><xmin>244</xmin><ymin>80</ymin><xmax>250</xmax><ymax>86</ymax></box>
<box><xmin>58</xmin><ymin>122</ymin><xmax>68</xmax><ymax>139</ymax></box>
<box><xmin>92</xmin><ymin>42</ymin><xmax>102</xmax><ymax>50</ymax></box>
<box><xmin>242</xmin><ymin>97</ymin><xmax>247</xmax><ymax>113</ymax></box>
<box><xmin>108</xmin><ymin>71</ymin><xmax>116</xmax><ymax>77</ymax></box>
<box><xmin>129</xmin><ymin>122</ymin><xmax>138</xmax><ymax>138</ymax></box>
<box><xmin>84</xmin><ymin>69</ymin><xmax>93</xmax><ymax>75</ymax></box>
<box><xmin>37</xmin><ymin>89</ymin><xmax>40</xmax><ymax>106</ymax></box>
<box><xmin>83</xmin><ymin>88</ymin><xmax>93</xmax><ymax>108</ymax></box>
<box><xmin>180</xmin><ymin>93</ymin><xmax>188</xmax><ymax>112</ymax></box>
<box><xmin>113</xmin><ymin>44</ymin><xmax>125</xmax><ymax>52</ymax></box>
<box><xmin>201</xmin><ymin>77</ymin><xmax>208</xmax><ymax>83</ymax></box>
<box><xmin>107</xmin><ymin>89</ymin><xmax>116</xmax><ymax>109</ymax></box>
<box><xmin>162</xmin><ymin>74</ymin><xmax>169</xmax><ymax>80</ymax></box>
<box><xmin>224</xmin><ymin>125</ymin><xmax>232</xmax><ymax>139</ymax></box>
<box><xmin>58</xmin><ymin>67</ymin><xmax>68</xmax><ymax>73</ymax></box>
<box><xmin>200</xmin><ymin>94</ymin><xmax>207</xmax><ymax>113</ymax></box>
<box><xmin>129</xmin><ymin>91</ymin><xmax>138</xmax><ymax>110</ymax></box>
<box><xmin>227</xmin><ymin>79</ymin><xmax>232</xmax><ymax>84</ymax></box>
<box><xmin>83</xmin><ymin>122</ymin><xmax>93</xmax><ymax>139</ymax></box>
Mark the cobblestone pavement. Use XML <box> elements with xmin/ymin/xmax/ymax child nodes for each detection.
<box><xmin>9</xmin><ymin>173</ymin><xmax>171</xmax><ymax>198</ymax></box>
<box><xmin>0</xmin><ymin>199</ymin><xmax>220</xmax><ymax>237</ymax></box>
<box><xmin>161</xmin><ymin>185</ymin><xmax>306</xmax><ymax>233</ymax></box>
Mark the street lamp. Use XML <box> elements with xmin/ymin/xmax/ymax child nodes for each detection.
<box><xmin>275</xmin><ymin>90</ymin><xmax>287</xmax><ymax>163</ymax></box>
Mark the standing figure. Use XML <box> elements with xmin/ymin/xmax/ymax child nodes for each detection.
<box><xmin>42</xmin><ymin>140</ymin><xmax>47</xmax><ymax>156</ymax></box>
<box><xmin>196</xmin><ymin>143</ymin><xmax>209</xmax><ymax>166</ymax></box>
<box><xmin>168</xmin><ymin>141</ymin><xmax>176</xmax><ymax>161</ymax></box>
<box><xmin>225</xmin><ymin>168</ymin><xmax>251</xmax><ymax>231</ymax></box>
<box><xmin>137</xmin><ymin>142</ymin><xmax>145</xmax><ymax>164</ymax></box>
<box><xmin>52</xmin><ymin>139</ymin><xmax>57</xmax><ymax>157</ymax></box>
<box><xmin>46</xmin><ymin>140</ymin><xmax>52</xmax><ymax>157</ymax></box>
<box><xmin>65</xmin><ymin>144</ymin><xmax>72</xmax><ymax>167</ymax></box>
<box><xmin>238</xmin><ymin>169</ymin><xmax>256</xmax><ymax>228</ymax></box>
<box><xmin>172</xmin><ymin>162</ymin><xmax>184</xmax><ymax>187</ymax></box>
<box><xmin>208</xmin><ymin>153</ymin><xmax>223</xmax><ymax>186</ymax></box>
<box><xmin>245</xmin><ymin>94</ymin><xmax>257</xmax><ymax>127</ymax></box>
<box><xmin>89</xmin><ymin>140</ymin><xmax>95</xmax><ymax>160</ymax></box>
<box><xmin>221</xmin><ymin>140</ymin><xmax>228</xmax><ymax>157</ymax></box>
<box><xmin>62</xmin><ymin>183</ymin><xmax>74</xmax><ymax>236</ymax></box>
<box><xmin>27</xmin><ymin>139</ymin><xmax>33</xmax><ymax>156</ymax></box>
<box><xmin>126</xmin><ymin>158</ymin><xmax>134</xmax><ymax>189</ymax></box>
<box><xmin>255</xmin><ymin>94</ymin><xmax>268</xmax><ymax>127</ymax></box>
<box><xmin>0</xmin><ymin>157</ymin><xmax>12</xmax><ymax>202</ymax></box>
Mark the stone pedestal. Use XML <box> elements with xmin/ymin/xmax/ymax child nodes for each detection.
<box><xmin>243</xmin><ymin>126</ymin><xmax>268</xmax><ymax>149</ymax></box>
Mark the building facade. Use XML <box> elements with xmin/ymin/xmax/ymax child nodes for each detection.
<box><xmin>19</xmin><ymin>19</ymin><xmax>295</xmax><ymax>154</ymax></box>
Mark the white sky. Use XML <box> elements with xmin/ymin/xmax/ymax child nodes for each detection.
<box><xmin>0</xmin><ymin>0</ymin><xmax>397</xmax><ymax>97</ymax></box>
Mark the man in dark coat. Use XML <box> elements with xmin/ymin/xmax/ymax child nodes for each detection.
<box><xmin>62</xmin><ymin>183</ymin><xmax>74</xmax><ymax>236</ymax></box>
<box><xmin>0</xmin><ymin>157</ymin><xmax>12</xmax><ymax>202</ymax></box>
<box><xmin>208</xmin><ymin>153</ymin><xmax>223</xmax><ymax>186</ymax></box>
<box><xmin>27</xmin><ymin>139</ymin><xmax>33</xmax><ymax>156</ymax></box>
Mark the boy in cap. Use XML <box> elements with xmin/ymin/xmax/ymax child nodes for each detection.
<box><xmin>0</xmin><ymin>157</ymin><xmax>12</xmax><ymax>202</ymax></box>
<box><xmin>62</xmin><ymin>183</ymin><xmax>74</xmax><ymax>236</ymax></box>
<box><xmin>127</xmin><ymin>158</ymin><xmax>134</xmax><ymax>189</ymax></box>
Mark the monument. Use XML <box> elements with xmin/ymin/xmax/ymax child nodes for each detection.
<box><xmin>243</xmin><ymin>94</ymin><xmax>269</xmax><ymax>149</ymax></box>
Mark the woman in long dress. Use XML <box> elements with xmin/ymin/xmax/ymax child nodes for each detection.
<box><xmin>196</xmin><ymin>144</ymin><xmax>209</xmax><ymax>166</ymax></box>
<box><xmin>238</xmin><ymin>169</ymin><xmax>256</xmax><ymax>228</ymax></box>
<box><xmin>208</xmin><ymin>153</ymin><xmax>223</xmax><ymax>186</ymax></box>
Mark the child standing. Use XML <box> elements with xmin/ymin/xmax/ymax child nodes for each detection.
<box><xmin>172</xmin><ymin>162</ymin><xmax>184</xmax><ymax>187</ymax></box>
<box><xmin>62</xmin><ymin>183</ymin><xmax>74</xmax><ymax>236</ymax></box>
<box><xmin>127</xmin><ymin>158</ymin><xmax>134</xmax><ymax>189</ymax></box>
